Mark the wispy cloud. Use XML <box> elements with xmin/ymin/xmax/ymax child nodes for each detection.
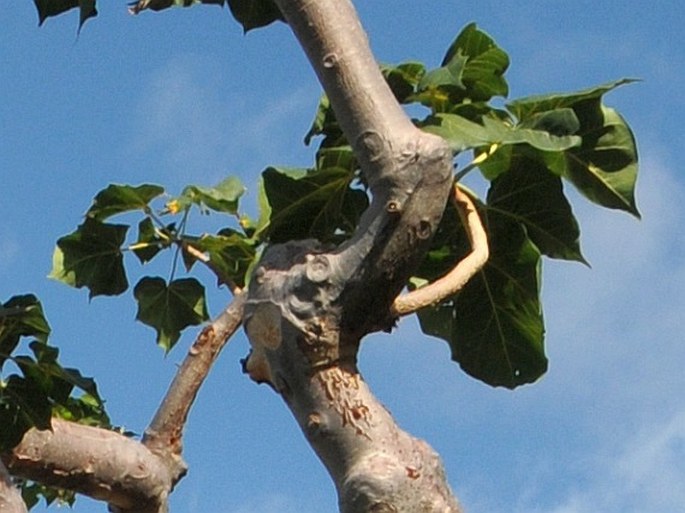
<box><xmin>0</xmin><ymin>232</ymin><xmax>19</xmax><ymax>271</ymax></box>
<box><xmin>127</xmin><ymin>54</ymin><xmax>317</xmax><ymax>188</ymax></box>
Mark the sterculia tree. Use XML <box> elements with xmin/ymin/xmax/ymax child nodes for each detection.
<box><xmin>0</xmin><ymin>1</ymin><xmax>640</xmax><ymax>512</ymax></box>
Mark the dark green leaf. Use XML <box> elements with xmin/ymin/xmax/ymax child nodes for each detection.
<box><xmin>132</xmin><ymin>218</ymin><xmax>172</xmax><ymax>264</ymax></box>
<box><xmin>177</xmin><ymin>176</ymin><xmax>245</xmax><ymax>214</ymax></box>
<box><xmin>0</xmin><ymin>375</ymin><xmax>52</xmax><ymax>450</ymax></box>
<box><xmin>193</xmin><ymin>232</ymin><xmax>256</xmax><ymax>288</ymax></box>
<box><xmin>0</xmin><ymin>295</ymin><xmax>51</xmax><ymax>370</ymax></box>
<box><xmin>226</xmin><ymin>0</ymin><xmax>284</xmax><ymax>32</ymax></box>
<box><xmin>381</xmin><ymin>62</ymin><xmax>426</xmax><ymax>103</ymax></box>
<box><xmin>262</xmin><ymin>166</ymin><xmax>369</xmax><ymax>244</ymax></box>
<box><xmin>419</xmin><ymin>205</ymin><xmax>547</xmax><ymax>388</ymax></box>
<box><xmin>421</xmin><ymin>113</ymin><xmax>580</xmax><ymax>153</ymax></box>
<box><xmin>49</xmin><ymin>219</ymin><xmax>129</xmax><ymax>298</ymax></box>
<box><xmin>487</xmin><ymin>153</ymin><xmax>586</xmax><ymax>262</ymax></box>
<box><xmin>508</xmin><ymin>80</ymin><xmax>640</xmax><ymax>216</ymax></box>
<box><xmin>304</xmin><ymin>94</ymin><xmax>344</xmax><ymax>147</ymax></box>
<box><xmin>21</xmin><ymin>483</ymin><xmax>76</xmax><ymax>510</ymax></box>
<box><xmin>33</xmin><ymin>0</ymin><xmax>97</xmax><ymax>29</ymax></box>
<box><xmin>415</xmin><ymin>23</ymin><xmax>509</xmax><ymax>110</ymax></box>
<box><xmin>133</xmin><ymin>277</ymin><xmax>209</xmax><ymax>352</ymax></box>
<box><xmin>415</xmin><ymin>197</ymin><xmax>547</xmax><ymax>388</ymax></box>
<box><xmin>129</xmin><ymin>0</ymin><xmax>224</xmax><ymax>14</ymax></box>
<box><xmin>86</xmin><ymin>184</ymin><xmax>164</xmax><ymax>222</ymax></box>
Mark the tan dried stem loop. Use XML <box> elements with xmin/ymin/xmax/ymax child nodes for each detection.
<box><xmin>391</xmin><ymin>185</ymin><xmax>489</xmax><ymax>317</ymax></box>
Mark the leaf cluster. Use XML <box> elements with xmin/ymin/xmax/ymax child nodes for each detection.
<box><xmin>0</xmin><ymin>295</ymin><xmax>108</xmax><ymax>452</ymax></box>
<box><xmin>30</xmin><ymin>13</ymin><xmax>639</xmax><ymax>392</ymax></box>
<box><xmin>33</xmin><ymin>0</ymin><xmax>282</xmax><ymax>31</ymax></box>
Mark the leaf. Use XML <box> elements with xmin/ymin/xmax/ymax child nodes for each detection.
<box><xmin>49</xmin><ymin>219</ymin><xmax>129</xmax><ymax>298</ymax></box>
<box><xmin>132</xmin><ymin>218</ymin><xmax>173</xmax><ymax>264</ymax></box>
<box><xmin>262</xmin><ymin>166</ymin><xmax>369</xmax><ymax>244</ymax></box>
<box><xmin>177</xmin><ymin>176</ymin><xmax>245</xmax><ymax>214</ymax></box>
<box><xmin>380</xmin><ymin>62</ymin><xmax>426</xmax><ymax>104</ymax></box>
<box><xmin>226</xmin><ymin>0</ymin><xmax>284</xmax><ymax>32</ymax></box>
<box><xmin>133</xmin><ymin>277</ymin><xmax>209</xmax><ymax>352</ymax></box>
<box><xmin>33</xmin><ymin>0</ymin><xmax>97</xmax><ymax>29</ymax></box>
<box><xmin>193</xmin><ymin>232</ymin><xmax>256</xmax><ymax>288</ymax></box>
<box><xmin>304</xmin><ymin>94</ymin><xmax>344</xmax><ymax>147</ymax></box>
<box><xmin>414</xmin><ymin>23</ymin><xmax>509</xmax><ymax>110</ymax></box>
<box><xmin>416</xmin><ymin>204</ymin><xmax>547</xmax><ymax>388</ymax></box>
<box><xmin>0</xmin><ymin>341</ymin><xmax>107</xmax><ymax>451</ymax></box>
<box><xmin>508</xmin><ymin>80</ymin><xmax>640</xmax><ymax>216</ymax></box>
<box><xmin>86</xmin><ymin>184</ymin><xmax>164</xmax><ymax>221</ymax></box>
<box><xmin>0</xmin><ymin>295</ymin><xmax>51</xmax><ymax>370</ymax></box>
<box><xmin>422</xmin><ymin>113</ymin><xmax>580</xmax><ymax>154</ymax></box>
<box><xmin>129</xmin><ymin>0</ymin><xmax>225</xmax><ymax>15</ymax></box>
<box><xmin>486</xmin><ymin>152</ymin><xmax>586</xmax><ymax>263</ymax></box>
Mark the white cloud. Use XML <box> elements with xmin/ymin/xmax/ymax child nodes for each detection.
<box><xmin>529</xmin><ymin>410</ymin><xmax>685</xmax><ymax>513</ymax></box>
<box><xmin>0</xmin><ymin>232</ymin><xmax>19</xmax><ymax>270</ymax></box>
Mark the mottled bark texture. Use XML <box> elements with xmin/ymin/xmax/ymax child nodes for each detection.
<box><xmin>243</xmin><ymin>1</ymin><xmax>462</xmax><ymax>511</ymax></box>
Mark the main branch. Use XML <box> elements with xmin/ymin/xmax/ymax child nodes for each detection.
<box><xmin>246</xmin><ymin>1</ymin><xmax>461</xmax><ymax>512</ymax></box>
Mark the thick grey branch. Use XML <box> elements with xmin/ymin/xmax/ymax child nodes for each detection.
<box><xmin>2</xmin><ymin>419</ymin><xmax>174</xmax><ymax>513</ymax></box>
<box><xmin>0</xmin><ymin>460</ymin><xmax>27</xmax><ymax>513</ymax></box>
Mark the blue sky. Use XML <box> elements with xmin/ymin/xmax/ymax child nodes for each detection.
<box><xmin>2</xmin><ymin>1</ymin><xmax>684</xmax><ymax>512</ymax></box>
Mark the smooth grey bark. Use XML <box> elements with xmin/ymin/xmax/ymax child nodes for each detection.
<box><xmin>243</xmin><ymin>1</ymin><xmax>461</xmax><ymax>511</ymax></box>
<box><xmin>0</xmin><ymin>461</ymin><xmax>27</xmax><ymax>513</ymax></box>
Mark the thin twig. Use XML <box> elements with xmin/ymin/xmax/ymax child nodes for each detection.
<box><xmin>391</xmin><ymin>185</ymin><xmax>489</xmax><ymax>317</ymax></box>
<box><xmin>142</xmin><ymin>292</ymin><xmax>246</xmax><ymax>456</ymax></box>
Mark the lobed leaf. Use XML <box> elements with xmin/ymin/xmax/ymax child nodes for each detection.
<box><xmin>85</xmin><ymin>184</ymin><xmax>164</xmax><ymax>222</ymax></box>
<box><xmin>175</xmin><ymin>176</ymin><xmax>245</xmax><ymax>215</ymax></box>
<box><xmin>33</xmin><ymin>0</ymin><xmax>97</xmax><ymax>29</ymax></box>
<box><xmin>486</xmin><ymin>151</ymin><xmax>586</xmax><ymax>263</ymax></box>
<box><xmin>508</xmin><ymin>80</ymin><xmax>640</xmax><ymax>216</ymax></box>
<box><xmin>0</xmin><ymin>295</ymin><xmax>51</xmax><ymax>370</ymax></box>
<box><xmin>414</xmin><ymin>23</ymin><xmax>509</xmax><ymax>110</ymax></box>
<box><xmin>191</xmin><ymin>231</ymin><xmax>256</xmax><ymax>288</ymax></box>
<box><xmin>226</xmin><ymin>0</ymin><xmax>284</xmax><ymax>32</ymax></box>
<box><xmin>416</xmin><ymin>201</ymin><xmax>547</xmax><ymax>388</ymax></box>
<box><xmin>133</xmin><ymin>277</ymin><xmax>209</xmax><ymax>352</ymax></box>
<box><xmin>49</xmin><ymin>219</ymin><xmax>129</xmax><ymax>298</ymax></box>
<box><xmin>421</xmin><ymin>113</ymin><xmax>580</xmax><ymax>154</ymax></box>
<box><xmin>262</xmin><ymin>166</ymin><xmax>368</xmax><ymax>244</ymax></box>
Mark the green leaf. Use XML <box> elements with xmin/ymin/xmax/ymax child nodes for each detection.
<box><xmin>262</xmin><ymin>166</ymin><xmax>369</xmax><ymax>244</ymax></box>
<box><xmin>0</xmin><ymin>295</ymin><xmax>51</xmax><ymax>370</ymax></box>
<box><xmin>414</xmin><ymin>23</ymin><xmax>509</xmax><ymax>110</ymax></box>
<box><xmin>304</xmin><ymin>94</ymin><xmax>344</xmax><ymax>147</ymax></box>
<box><xmin>132</xmin><ymin>218</ymin><xmax>173</xmax><ymax>264</ymax></box>
<box><xmin>380</xmin><ymin>62</ymin><xmax>426</xmax><ymax>104</ymax></box>
<box><xmin>508</xmin><ymin>80</ymin><xmax>640</xmax><ymax>216</ymax></box>
<box><xmin>33</xmin><ymin>0</ymin><xmax>97</xmax><ymax>29</ymax></box>
<box><xmin>0</xmin><ymin>341</ymin><xmax>108</xmax><ymax>451</ymax></box>
<box><xmin>487</xmin><ymin>152</ymin><xmax>586</xmax><ymax>263</ymax></box>
<box><xmin>226</xmin><ymin>0</ymin><xmax>284</xmax><ymax>32</ymax></box>
<box><xmin>177</xmin><ymin>176</ymin><xmax>245</xmax><ymax>214</ymax></box>
<box><xmin>422</xmin><ymin>113</ymin><xmax>580</xmax><ymax>153</ymax></box>
<box><xmin>49</xmin><ymin>219</ymin><xmax>129</xmax><ymax>298</ymax></box>
<box><xmin>86</xmin><ymin>184</ymin><xmax>164</xmax><ymax>222</ymax></box>
<box><xmin>193</xmin><ymin>232</ymin><xmax>256</xmax><ymax>288</ymax></box>
<box><xmin>133</xmin><ymin>277</ymin><xmax>209</xmax><ymax>352</ymax></box>
<box><xmin>129</xmin><ymin>0</ymin><xmax>225</xmax><ymax>14</ymax></box>
<box><xmin>416</xmin><ymin>204</ymin><xmax>547</xmax><ymax>388</ymax></box>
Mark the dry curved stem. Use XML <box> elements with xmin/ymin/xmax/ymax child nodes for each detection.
<box><xmin>391</xmin><ymin>185</ymin><xmax>489</xmax><ymax>317</ymax></box>
<box><xmin>142</xmin><ymin>291</ymin><xmax>246</xmax><ymax>457</ymax></box>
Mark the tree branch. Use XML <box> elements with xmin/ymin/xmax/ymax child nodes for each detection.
<box><xmin>391</xmin><ymin>185</ymin><xmax>489</xmax><ymax>317</ymax></box>
<box><xmin>0</xmin><ymin>460</ymin><xmax>27</xmax><ymax>513</ymax></box>
<box><xmin>142</xmin><ymin>292</ymin><xmax>246</xmax><ymax>457</ymax></box>
<box><xmin>2</xmin><ymin>419</ymin><xmax>174</xmax><ymax>513</ymax></box>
